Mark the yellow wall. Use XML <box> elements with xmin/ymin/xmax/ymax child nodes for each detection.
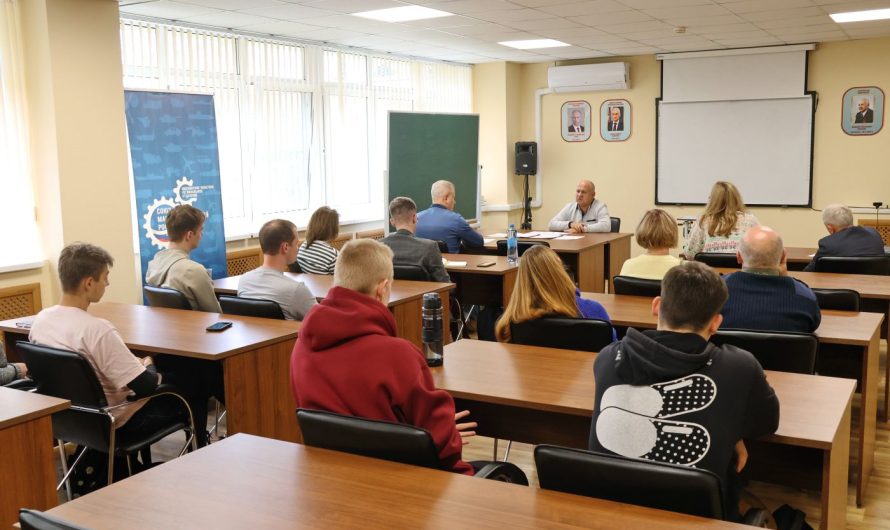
<box><xmin>478</xmin><ymin>38</ymin><xmax>890</xmax><ymax>254</ymax></box>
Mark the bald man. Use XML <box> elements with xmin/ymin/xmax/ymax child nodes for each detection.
<box><xmin>548</xmin><ymin>180</ymin><xmax>611</xmax><ymax>233</ymax></box>
<box><xmin>721</xmin><ymin>226</ymin><xmax>821</xmax><ymax>333</ymax></box>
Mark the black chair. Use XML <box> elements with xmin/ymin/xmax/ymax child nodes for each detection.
<box><xmin>610</xmin><ymin>217</ymin><xmax>621</xmax><ymax>233</ymax></box>
<box><xmin>814</xmin><ymin>256</ymin><xmax>890</xmax><ymax>275</ymax></box>
<box><xmin>287</xmin><ymin>260</ymin><xmax>303</xmax><ymax>273</ymax></box>
<box><xmin>495</xmin><ymin>240</ymin><xmax>548</xmax><ymax>257</ymax></box>
<box><xmin>693</xmin><ymin>253</ymin><xmax>740</xmax><ymax>268</ymax></box>
<box><xmin>143</xmin><ymin>285</ymin><xmax>191</xmax><ymax>310</ymax></box>
<box><xmin>534</xmin><ymin>445</ymin><xmax>766</xmax><ymax>525</ymax></box>
<box><xmin>711</xmin><ymin>329</ymin><xmax>817</xmax><ymax>374</ymax></box>
<box><xmin>218</xmin><ymin>295</ymin><xmax>285</xmax><ymax>319</ymax></box>
<box><xmin>16</xmin><ymin>342</ymin><xmax>197</xmax><ymax>497</ymax></box>
<box><xmin>393</xmin><ymin>264</ymin><xmax>431</xmax><ymax>281</ymax></box>
<box><xmin>296</xmin><ymin>409</ymin><xmax>528</xmax><ymax>484</ymax></box>
<box><xmin>19</xmin><ymin>509</ymin><xmax>90</xmax><ymax>530</ymax></box>
<box><xmin>435</xmin><ymin>240</ymin><xmax>449</xmax><ymax>254</ymax></box>
<box><xmin>509</xmin><ymin>317</ymin><xmax>613</xmax><ymax>352</ymax></box>
<box><xmin>612</xmin><ymin>276</ymin><xmax>661</xmax><ymax>297</ymax></box>
<box><xmin>812</xmin><ymin>288</ymin><xmax>860</xmax><ymax>311</ymax></box>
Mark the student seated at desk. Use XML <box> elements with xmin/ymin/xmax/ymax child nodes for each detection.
<box><xmin>722</xmin><ymin>226</ymin><xmax>821</xmax><ymax>333</ymax></box>
<box><xmin>494</xmin><ymin>245</ymin><xmax>614</xmax><ymax>343</ymax></box>
<box><xmin>416</xmin><ymin>180</ymin><xmax>483</xmax><ymax>254</ymax></box>
<box><xmin>29</xmin><ymin>244</ymin><xmax>204</xmax><ymax>443</ymax></box>
<box><xmin>0</xmin><ymin>342</ymin><xmax>27</xmax><ymax>385</ymax></box>
<box><xmin>297</xmin><ymin>206</ymin><xmax>340</xmax><ymax>275</ymax></box>
<box><xmin>683</xmin><ymin>181</ymin><xmax>759</xmax><ymax>257</ymax></box>
<box><xmin>589</xmin><ymin>261</ymin><xmax>779</xmax><ymax>522</ymax></box>
<box><xmin>620</xmin><ymin>209</ymin><xmax>682</xmax><ymax>280</ymax></box>
<box><xmin>238</xmin><ymin>219</ymin><xmax>316</xmax><ymax>320</ymax></box>
<box><xmin>290</xmin><ymin>239</ymin><xmax>476</xmax><ymax>474</ymax></box>
<box><xmin>145</xmin><ymin>204</ymin><xmax>221</xmax><ymax>313</ymax></box>
<box><xmin>381</xmin><ymin>196</ymin><xmax>450</xmax><ymax>283</ymax></box>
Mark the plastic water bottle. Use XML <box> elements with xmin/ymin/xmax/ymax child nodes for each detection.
<box><xmin>506</xmin><ymin>224</ymin><xmax>519</xmax><ymax>265</ymax></box>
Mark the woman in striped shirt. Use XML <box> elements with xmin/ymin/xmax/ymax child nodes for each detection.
<box><xmin>297</xmin><ymin>206</ymin><xmax>340</xmax><ymax>275</ymax></box>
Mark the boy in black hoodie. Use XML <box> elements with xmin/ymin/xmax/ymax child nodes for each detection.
<box><xmin>589</xmin><ymin>261</ymin><xmax>779</xmax><ymax>521</ymax></box>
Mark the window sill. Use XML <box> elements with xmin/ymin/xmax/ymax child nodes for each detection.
<box><xmin>0</xmin><ymin>260</ymin><xmax>45</xmax><ymax>274</ymax></box>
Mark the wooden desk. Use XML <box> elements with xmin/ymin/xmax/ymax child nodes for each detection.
<box><xmin>443</xmin><ymin>254</ymin><xmax>517</xmax><ymax>308</ymax></box>
<box><xmin>434</xmin><ymin>340</ymin><xmax>855</xmax><ymax>530</ymax></box>
<box><xmin>44</xmin><ymin>432</ymin><xmax>751</xmax><ymax>529</ymax></box>
<box><xmin>213</xmin><ymin>273</ymin><xmax>454</xmax><ymax>348</ymax></box>
<box><xmin>581</xmin><ymin>291</ymin><xmax>880</xmax><ymax>508</ymax></box>
<box><xmin>0</xmin><ymin>303</ymin><xmax>302</xmax><ymax>443</ymax></box>
<box><xmin>476</xmin><ymin>231</ymin><xmax>632</xmax><ymax>293</ymax></box>
<box><xmin>0</xmin><ymin>387</ymin><xmax>68</xmax><ymax>529</ymax></box>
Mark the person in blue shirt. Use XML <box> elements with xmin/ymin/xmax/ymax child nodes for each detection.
<box><xmin>416</xmin><ymin>180</ymin><xmax>483</xmax><ymax>253</ymax></box>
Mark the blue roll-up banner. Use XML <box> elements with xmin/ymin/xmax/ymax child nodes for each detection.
<box><xmin>124</xmin><ymin>90</ymin><xmax>227</xmax><ymax>284</ymax></box>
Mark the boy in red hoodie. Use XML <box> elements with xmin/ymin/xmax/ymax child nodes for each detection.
<box><xmin>290</xmin><ymin>238</ymin><xmax>475</xmax><ymax>474</ymax></box>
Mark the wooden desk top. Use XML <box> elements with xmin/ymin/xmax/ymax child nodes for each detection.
<box><xmin>580</xmin><ymin>292</ymin><xmax>883</xmax><ymax>346</ymax></box>
<box><xmin>213</xmin><ymin>272</ymin><xmax>454</xmax><ymax>301</ymax></box>
<box><xmin>481</xmin><ymin>231</ymin><xmax>633</xmax><ymax>253</ymax></box>
<box><xmin>0</xmin><ymin>303</ymin><xmax>301</xmax><ymax>361</ymax></box>
<box><xmin>714</xmin><ymin>269</ymin><xmax>890</xmax><ymax>300</ymax></box>
<box><xmin>45</xmin><ymin>433</ymin><xmax>750</xmax><ymax>529</ymax></box>
<box><xmin>785</xmin><ymin>247</ymin><xmax>817</xmax><ymax>264</ymax></box>
<box><xmin>437</xmin><ymin>340</ymin><xmax>855</xmax><ymax>450</ymax></box>
<box><xmin>0</xmin><ymin>387</ymin><xmax>68</xmax><ymax>431</ymax></box>
<box><xmin>443</xmin><ymin>254</ymin><xmax>517</xmax><ymax>275</ymax></box>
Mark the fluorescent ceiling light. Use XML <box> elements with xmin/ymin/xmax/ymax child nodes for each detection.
<box><xmin>499</xmin><ymin>39</ymin><xmax>570</xmax><ymax>50</ymax></box>
<box><xmin>830</xmin><ymin>8</ymin><xmax>890</xmax><ymax>23</ymax></box>
<box><xmin>352</xmin><ymin>6</ymin><xmax>453</xmax><ymax>22</ymax></box>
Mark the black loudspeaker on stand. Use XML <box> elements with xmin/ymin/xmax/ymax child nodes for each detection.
<box><xmin>515</xmin><ymin>142</ymin><xmax>536</xmax><ymax>230</ymax></box>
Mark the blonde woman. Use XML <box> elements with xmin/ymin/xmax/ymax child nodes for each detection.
<box><xmin>495</xmin><ymin>245</ymin><xmax>612</xmax><ymax>343</ymax></box>
<box><xmin>297</xmin><ymin>206</ymin><xmax>340</xmax><ymax>275</ymax></box>
<box><xmin>620</xmin><ymin>209</ymin><xmax>682</xmax><ymax>280</ymax></box>
<box><xmin>683</xmin><ymin>181</ymin><xmax>759</xmax><ymax>256</ymax></box>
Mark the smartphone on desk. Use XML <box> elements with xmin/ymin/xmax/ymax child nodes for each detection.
<box><xmin>206</xmin><ymin>321</ymin><xmax>233</xmax><ymax>332</ymax></box>
<box><xmin>477</xmin><ymin>261</ymin><xmax>496</xmax><ymax>268</ymax></box>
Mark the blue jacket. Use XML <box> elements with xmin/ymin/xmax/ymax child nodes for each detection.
<box><xmin>416</xmin><ymin>204</ymin><xmax>483</xmax><ymax>253</ymax></box>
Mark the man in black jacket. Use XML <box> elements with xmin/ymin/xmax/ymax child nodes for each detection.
<box><xmin>589</xmin><ymin>261</ymin><xmax>779</xmax><ymax>521</ymax></box>
<box><xmin>804</xmin><ymin>203</ymin><xmax>885</xmax><ymax>272</ymax></box>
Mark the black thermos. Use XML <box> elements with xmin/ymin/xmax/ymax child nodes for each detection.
<box><xmin>422</xmin><ymin>292</ymin><xmax>444</xmax><ymax>367</ymax></box>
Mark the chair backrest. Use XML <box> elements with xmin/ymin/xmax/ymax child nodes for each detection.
<box><xmin>296</xmin><ymin>409</ymin><xmax>442</xmax><ymax>469</ymax></box>
<box><xmin>495</xmin><ymin>240</ymin><xmax>549</xmax><ymax>257</ymax></box>
<box><xmin>509</xmin><ymin>317</ymin><xmax>613</xmax><ymax>352</ymax></box>
<box><xmin>435</xmin><ymin>240</ymin><xmax>449</xmax><ymax>254</ymax></box>
<box><xmin>711</xmin><ymin>329</ymin><xmax>817</xmax><ymax>374</ymax></box>
<box><xmin>693</xmin><ymin>253</ymin><xmax>740</xmax><ymax>268</ymax></box>
<box><xmin>218</xmin><ymin>295</ymin><xmax>285</xmax><ymax>319</ymax></box>
<box><xmin>16</xmin><ymin>341</ymin><xmax>112</xmax><ymax>450</ymax></box>
<box><xmin>393</xmin><ymin>264</ymin><xmax>431</xmax><ymax>281</ymax></box>
<box><xmin>612</xmin><ymin>276</ymin><xmax>661</xmax><ymax>297</ymax></box>
<box><xmin>143</xmin><ymin>285</ymin><xmax>191</xmax><ymax>310</ymax></box>
<box><xmin>534</xmin><ymin>445</ymin><xmax>726</xmax><ymax>520</ymax></box>
<box><xmin>610</xmin><ymin>217</ymin><xmax>621</xmax><ymax>233</ymax></box>
<box><xmin>19</xmin><ymin>509</ymin><xmax>91</xmax><ymax>530</ymax></box>
<box><xmin>812</xmin><ymin>288</ymin><xmax>860</xmax><ymax>312</ymax></box>
<box><xmin>814</xmin><ymin>256</ymin><xmax>890</xmax><ymax>275</ymax></box>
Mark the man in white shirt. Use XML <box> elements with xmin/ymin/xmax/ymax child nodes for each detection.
<box><xmin>548</xmin><ymin>180</ymin><xmax>612</xmax><ymax>233</ymax></box>
<box><xmin>30</xmin><ymin>243</ymin><xmax>197</xmax><ymax>442</ymax></box>
<box><xmin>238</xmin><ymin>219</ymin><xmax>317</xmax><ymax>321</ymax></box>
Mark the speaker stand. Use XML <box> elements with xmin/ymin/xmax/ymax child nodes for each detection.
<box><xmin>520</xmin><ymin>173</ymin><xmax>532</xmax><ymax>230</ymax></box>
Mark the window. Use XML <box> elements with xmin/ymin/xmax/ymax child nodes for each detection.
<box><xmin>120</xmin><ymin>20</ymin><xmax>472</xmax><ymax>238</ymax></box>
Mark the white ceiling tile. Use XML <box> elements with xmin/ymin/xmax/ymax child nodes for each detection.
<box><xmin>742</xmin><ymin>7</ymin><xmax>828</xmax><ymax>23</ymax></box>
<box><xmin>539</xmin><ymin>26</ymin><xmax>613</xmax><ymax>38</ymax></box>
<box><xmin>622</xmin><ymin>29</ymin><xmax>678</xmax><ymax>39</ymax></box>
<box><xmin>398</xmin><ymin>15</ymin><xmax>481</xmax><ymax>28</ymax></box>
<box><xmin>302</xmin><ymin>0</ymin><xmax>406</xmax><ymax>13</ymax></box>
<box><xmin>619</xmin><ymin>0</ymin><xmax>712</xmax><ymax>8</ymax></box>
<box><xmin>766</xmin><ymin>23</ymin><xmax>843</xmax><ymax>34</ymax></box>
<box><xmin>721</xmin><ymin>0</ymin><xmax>814</xmax><ymax>14</ymax></box>
<box><xmin>438</xmin><ymin>23</ymin><xmax>516</xmax><ymax>36</ymax></box>
<box><xmin>422</xmin><ymin>0</ymin><xmax>517</xmax><ymax>14</ymax></box>
<box><xmin>180</xmin><ymin>12</ymin><xmax>279</xmax><ymax>28</ymax></box>
<box><xmin>295</xmin><ymin>14</ymin><xmax>401</xmax><ymax>32</ymax></box>
<box><xmin>692</xmin><ymin>22</ymin><xmax>760</xmax><ymax>33</ymax></box>
<box><xmin>537</xmin><ymin>0</ymin><xmax>633</xmax><ymax>17</ymax></box>
<box><xmin>573</xmin><ymin>10</ymin><xmax>652</xmax><ymax>26</ymax></box>
<box><xmin>641</xmin><ymin>4</ymin><xmax>732</xmax><ymax>19</ymax></box>
<box><xmin>291</xmin><ymin>28</ymin><xmax>372</xmax><ymax>42</ymax></box>
<box><xmin>472</xmin><ymin>8</ymin><xmax>552</xmax><ymax>22</ymax></box>
<box><xmin>663</xmin><ymin>14</ymin><xmax>744</xmax><ymax>27</ymax></box>
<box><xmin>712</xmin><ymin>36</ymin><xmax>784</xmax><ymax>46</ymax></box>
<box><xmin>240</xmin><ymin>20</ymin><xmax>327</xmax><ymax>36</ymax></box>
<box><xmin>243</xmin><ymin>4</ymin><xmax>337</xmax><ymax>21</ymax></box>
<box><xmin>600</xmin><ymin>20</ymin><xmax>673</xmax><ymax>33</ymax></box>
<box><xmin>507</xmin><ymin>17</ymin><xmax>586</xmax><ymax>30</ymax></box>
<box><xmin>120</xmin><ymin>1</ymin><xmax>220</xmax><ymax>19</ymax></box>
<box><xmin>608</xmin><ymin>46</ymin><xmax>664</xmax><ymax>54</ymax></box>
<box><xmin>754</xmin><ymin>15</ymin><xmax>835</xmax><ymax>29</ymax></box>
<box><xmin>178</xmin><ymin>0</ymin><xmax>286</xmax><ymax>9</ymax></box>
<box><xmin>549</xmin><ymin>48</ymin><xmax>615</xmax><ymax>58</ymax></box>
<box><xmin>506</xmin><ymin>0</ymin><xmax>575</xmax><ymax>7</ymax></box>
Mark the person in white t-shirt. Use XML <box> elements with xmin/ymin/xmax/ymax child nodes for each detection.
<box><xmin>29</xmin><ymin>243</ymin><xmax>200</xmax><ymax>444</ymax></box>
<box><xmin>238</xmin><ymin>219</ymin><xmax>317</xmax><ymax>320</ymax></box>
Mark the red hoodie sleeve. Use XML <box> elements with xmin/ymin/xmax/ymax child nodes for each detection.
<box><xmin>395</xmin><ymin>351</ymin><xmax>474</xmax><ymax>475</ymax></box>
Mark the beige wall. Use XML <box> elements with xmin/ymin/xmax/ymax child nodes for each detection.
<box><xmin>478</xmin><ymin>38</ymin><xmax>890</xmax><ymax>254</ymax></box>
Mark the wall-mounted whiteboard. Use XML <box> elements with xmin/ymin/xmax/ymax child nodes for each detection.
<box><xmin>656</xmin><ymin>96</ymin><xmax>814</xmax><ymax>206</ymax></box>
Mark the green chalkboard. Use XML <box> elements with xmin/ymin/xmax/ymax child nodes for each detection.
<box><xmin>387</xmin><ymin>112</ymin><xmax>479</xmax><ymax>221</ymax></box>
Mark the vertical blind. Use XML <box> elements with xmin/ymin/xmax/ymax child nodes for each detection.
<box><xmin>120</xmin><ymin>19</ymin><xmax>472</xmax><ymax>238</ymax></box>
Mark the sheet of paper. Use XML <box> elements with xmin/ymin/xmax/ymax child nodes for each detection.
<box><xmin>517</xmin><ymin>232</ymin><xmax>539</xmax><ymax>237</ymax></box>
<box><xmin>557</xmin><ymin>235</ymin><xmax>584</xmax><ymax>240</ymax></box>
<box><xmin>483</xmin><ymin>238</ymin><xmax>496</xmax><ymax>244</ymax></box>
<box><xmin>486</xmin><ymin>233</ymin><xmax>507</xmax><ymax>238</ymax></box>
<box><xmin>443</xmin><ymin>259</ymin><xmax>466</xmax><ymax>267</ymax></box>
<box><xmin>523</xmin><ymin>231</ymin><xmax>564</xmax><ymax>239</ymax></box>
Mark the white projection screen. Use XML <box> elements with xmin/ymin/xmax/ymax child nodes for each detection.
<box><xmin>656</xmin><ymin>45</ymin><xmax>815</xmax><ymax>206</ymax></box>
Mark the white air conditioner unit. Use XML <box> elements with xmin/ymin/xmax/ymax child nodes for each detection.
<box><xmin>547</xmin><ymin>62</ymin><xmax>629</xmax><ymax>93</ymax></box>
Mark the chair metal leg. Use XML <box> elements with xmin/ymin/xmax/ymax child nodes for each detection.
<box><xmin>492</xmin><ymin>439</ymin><xmax>499</xmax><ymax>460</ymax></box>
<box><xmin>56</xmin><ymin>440</ymin><xmax>75</xmax><ymax>500</ymax></box>
<box><xmin>107</xmin><ymin>425</ymin><xmax>116</xmax><ymax>486</ymax></box>
<box><xmin>503</xmin><ymin>440</ymin><xmax>513</xmax><ymax>462</ymax></box>
<box><xmin>57</xmin><ymin>445</ymin><xmax>88</xmax><ymax>495</ymax></box>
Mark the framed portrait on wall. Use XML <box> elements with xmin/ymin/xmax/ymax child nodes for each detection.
<box><xmin>842</xmin><ymin>86</ymin><xmax>884</xmax><ymax>136</ymax></box>
<box><xmin>601</xmin><ymin>99</ymin><xmax>631</xmax><ymax>141</ymax></box>
<box><xmin>561</xmin><ymin>100</ymin><xmax>591</xmax><ymax>142</ymax></box>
